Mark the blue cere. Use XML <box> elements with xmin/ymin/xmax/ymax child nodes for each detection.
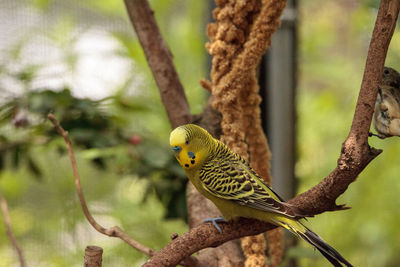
<box><xmin>172</xmin><ymin>146</ymin><xmax>182</xmax><ymax>152</ymax></box>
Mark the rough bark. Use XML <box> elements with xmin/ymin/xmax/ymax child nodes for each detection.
<box><xmin>84</xmin><ymin>246</ymin><xmax>103</xmax><ymax>267</ymax></box>
<box><xmin>204</xmin><ymin>0</ymin><xmax>287</xmax><ymax>265</ymax></box>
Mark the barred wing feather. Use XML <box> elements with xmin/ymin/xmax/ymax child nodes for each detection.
<box><xmin>199</xmin><ymin>158</ymin><xmax>299</xmax><ymax>218</ymax></box>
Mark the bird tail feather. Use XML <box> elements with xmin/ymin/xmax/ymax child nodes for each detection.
<box><xmin>273</xmin><ymin>218</ymin><xmax>353</xmax><ymax>267</ymax></box>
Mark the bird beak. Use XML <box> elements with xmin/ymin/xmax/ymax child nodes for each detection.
<box><xmin>378</xmin><ymin>87</ymin><xmax>383</xmax><ymax>101</ymax></box>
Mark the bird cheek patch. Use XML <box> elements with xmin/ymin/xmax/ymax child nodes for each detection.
<box><xmin>188</xmin><ymin>151</ymin><xmax>196</xmax><ymax>165</ymax></box>
<box><xmin>183</xmin><ymin>159</ymin><xmax>194</xmax><ymax>168</ymax></box>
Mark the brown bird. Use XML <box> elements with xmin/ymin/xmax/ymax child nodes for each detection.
<box><xmin>381</xmin><ymin>66</ymin><xmax>400</xmax><ymax>88</ymax></box>
<box><xmin>371</xmin><ymin>67</ymin><xmax>400</xmax><ymax>138</ymax></box>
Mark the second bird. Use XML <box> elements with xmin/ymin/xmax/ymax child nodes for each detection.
<box><xmin>372</xmin><ymin>66</ymin><xmax>400</xmax><ymax>138</ymax></box>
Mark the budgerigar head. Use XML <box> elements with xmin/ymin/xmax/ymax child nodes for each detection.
<box><xmin>170</xmin><ymin>124</ymin><xmax>213</xmax><ymax>170</ymax></box>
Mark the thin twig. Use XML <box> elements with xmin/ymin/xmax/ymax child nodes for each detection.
<box><xmin>47</xmin><ymin>114</ymin><xmax>154</xmax><ymax>256</ymax></box>
<box><xmin>0</xmin><ymin>193</ymin><xmax>26</xmax><ymax>267</ymax></box>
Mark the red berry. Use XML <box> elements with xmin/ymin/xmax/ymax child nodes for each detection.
<box><xmin>129</xmin><ymin>135</ymin><xmax>141</xmax><ymax>145</ymax></box>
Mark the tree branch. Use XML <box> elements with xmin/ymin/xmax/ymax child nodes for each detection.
<box><xmin>145</xmin><ymin>218</ymin><xmax>273</xmax><ymax>267</ymax></box>
<box><xmin>123</xmin><ymin>0</ymin><xmax>191</xmax><ymax>129</ymax></box>
<box><xmin>0</xmin><ymin>193</ymin><xmax>26</xmax><ymax>267</ymax></box>
<box><xmin>143</xmin><ymin>0</ymin><xmax>400</xmax><ymax>266</ymax></box>
<box><xmin>288</xmin><ymin>0</ymin><xmax>399</xmax><ymax>214</ymax></box>
<box><xmin>47</xmin><ymin>114</ymin><xmax>154</xmax><ymax>257</ymax></box>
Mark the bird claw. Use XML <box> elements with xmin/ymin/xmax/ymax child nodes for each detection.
<box><xmin>203</xmin><ymin>217</ymin><xmax>226</xmax><ymax>233</ymax></box>
<box><xmin>369</xmin><ymin>132</ymin><xmax>386</xmax><ymax>139</ymax></box>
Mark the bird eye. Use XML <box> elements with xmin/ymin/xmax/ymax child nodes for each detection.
<box><xmin>172</xmin><ymin>146</ymin><xmax>182</xmax><ymax>152</ymax></box>
<box><xmin>384</xmin><ymin>69</ymin><xmax>390</xmax><ymax>75</ymax></box>
<box><xmin>185</xmin><ymin>140</ymin><xmax>189</xmax><ymax>145</ymax></box>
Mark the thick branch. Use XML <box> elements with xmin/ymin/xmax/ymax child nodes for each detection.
<box><xmin>47</xmin><ymin>114</ymin><xmax>154</xmax><ymax>257</ymax></box>
<box><xmin>145</xmin><ymin>218</ymin><xmax>274</xmax><ymax>267</ymax></box>
<box><xmin>288</xmin><ymin>0</ymin><xmax>399</xmax><ymax>214</ymax></box>
<box><xmin>0</xmin><ymin>193</ymin><xmax>26</xmax><ymax>267</ymax></box>
<box><xmin>123</xmin><ymin>0</ymin><xmax>191</xmax><ymax>128</ymax></box>
<box><xmin>143</xmin><ymin>1</ymin><xmax>400</xmax><ymax>266</ymax></box>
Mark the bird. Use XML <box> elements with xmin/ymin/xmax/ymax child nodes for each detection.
<box><xmin>371</xmin><ymin>67</ymin><xmax>400</xmax><ymax>138</ymax></box>
<box><xmin>381</xmin><ymin>66</ymin><xmax>400</xmax><ymax>88</ymax></box>
<box><xmin>170</xmin><ymin>124</ymin><xmax>352</xmax><ymax>267</ymax></box>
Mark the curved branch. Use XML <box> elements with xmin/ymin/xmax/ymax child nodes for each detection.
<box><xmin>47</xmin><ymin>114</ymin><xmax>154</xmax><ymax>257</ymax></box>
<box><xmin>143</xmin><ymin>0</ymin><xmax>400</xmax><ymax>266</ymax></box>
<box><xmin>123</xmin><ymin>0</ymin><xmax>191</xmax><ymax>129</ymax></box>
<box><xmin>0</xmin><ymin>193</ymin><xmax>26</xmax><ymax>267</ymax></box>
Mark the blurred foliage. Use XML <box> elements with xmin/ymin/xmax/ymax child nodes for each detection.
<box><xmin>0</xmin><ymin>87</ymin><xmax>188</xmax><ymax>220</ymax></box>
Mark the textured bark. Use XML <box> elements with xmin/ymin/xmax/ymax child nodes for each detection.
<box><xmin>124</xmin><ymin>0</ymin><xmax>191</xmax><ymax>129</ymax></box>
<box><xmin>205</xmin><ymin>0</ymin><xmax>287</xmax><ymax>265</ymax></box>
<box><xmin>84</xmin><ymin>246</ymin><xmax>103</xmax><ymax>267</ymax></box>
<box><xmin>145</xmin><ymin>218</ymin><xmax>273</xmax><ymax>267</ymax></box>
<box><xmin>192</xmin><ymin>96</ymin><xmax>222</xmax><ymax>140</ymax></box>
<box><xmin>143</xmin><ymin>1</ymin><xmax>400</xmax><ymax>266</ymax></box>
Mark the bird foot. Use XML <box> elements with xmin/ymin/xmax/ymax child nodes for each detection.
<box><xmin>369</xmin><ymin>132</ymin><xmax>386</xmax><ymax>139</ymax></box>
<box><xmin>203</xmin><ymin>217</ymin><xmax>226</xmax><ymax>233</ymax></box>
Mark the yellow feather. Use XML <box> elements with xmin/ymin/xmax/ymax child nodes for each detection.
<box><xmin>169</xmin><ymin>127</ymin><xmax>186</xmax><ymax>146</ymax></box>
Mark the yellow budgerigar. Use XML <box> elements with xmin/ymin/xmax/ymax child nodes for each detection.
<box><xmin>170</xmin><ymin>124</ymin><xmax>352</xmax><ymax>267</ymax></box>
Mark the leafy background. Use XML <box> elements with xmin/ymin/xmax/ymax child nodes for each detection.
<box><xmin>0</xmin><ymin>0</ymin><xmax>399</xmax><ymax>266</ymax></box>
